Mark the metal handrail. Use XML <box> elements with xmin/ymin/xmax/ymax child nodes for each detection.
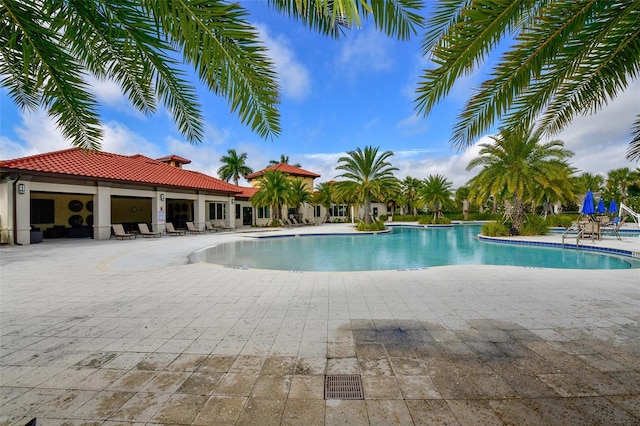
<box><xmin>561</xmin><ymin>221</ymin><xmax>582</xmax><ymax>249</ymax></box>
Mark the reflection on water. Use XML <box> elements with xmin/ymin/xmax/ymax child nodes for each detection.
<box><xmin>199</xmin><ymin>226</ymin><xmax>636</xmax><ymax>271</ymax></box>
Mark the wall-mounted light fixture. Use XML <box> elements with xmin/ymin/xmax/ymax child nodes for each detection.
<box><xmin>231</xmin><ymin>198</ymin><xmax>235</xmax><ymax>204</ymax></box>
<box><xmin>18</xmin><ymin>183</ymin><xmax>25</xmax><ymax>194</ymax></box>
<box><xmin>160</xmin><ymin>194</ymin><xmax>165</xmax><ymax>201</ymax></box>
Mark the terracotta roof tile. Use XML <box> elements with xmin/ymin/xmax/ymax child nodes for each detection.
<box><xmin>245</xmin><ymin>163</ymin><xmax>321</xmax><ymax>180</ymax></box>
<box><xmin>236</xmin><ymin>186</ymin><xmax>259</xmax><ymax>198</ymax></box>
<box><xmin>0</xmin><ymin>148</ymin><xmax>241</xmax><ymax>194</ymax></box>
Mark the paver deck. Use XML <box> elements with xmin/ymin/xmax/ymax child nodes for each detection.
<box><xmin>1</xmin><ymin>223</ymin><xmax>639</xmax><ymax>425</ymax></box>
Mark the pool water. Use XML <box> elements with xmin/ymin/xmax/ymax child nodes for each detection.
<box><xmin>197</xmin><ymin>225</ymin><xmax>638</xmax><ymax>271</ymax></box>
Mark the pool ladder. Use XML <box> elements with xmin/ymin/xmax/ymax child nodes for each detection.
<box><xmin>561</xmin><ymin>221</ymin><xmax>584</xmax><ymax>249</ymax></box>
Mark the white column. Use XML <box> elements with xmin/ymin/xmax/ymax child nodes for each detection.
<box><xmin>229</xmin><ymin>197</ymin><xmax>236</xmax><ymax>229</ymax></box>
<box><xmin>94</xmin><ymin>186</ymin><xmax>112</xmax><ymax>240</ymax></box>
<box><xmin>194</xmin><ymin>193</ymin><xmax>206</xmax><ymax>227</ymax></box>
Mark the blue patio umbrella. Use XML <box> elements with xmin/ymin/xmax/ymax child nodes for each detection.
<box><xmin>596</xmin><ymin>199</ymin><xmax>606</xmax><ymax>213</ymax></box>
<box><xmin>581</xmin><ymin>190</ymin><xmax>595</xmax><ymax>215</ymax></box>
<box><xmin>609</xmin><ymin>200</ymin><xmax>618</xmax><ymax>214</ymax></box>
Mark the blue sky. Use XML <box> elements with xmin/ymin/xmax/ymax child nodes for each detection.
<box><xmin>1</xmin><ymin>2</ymin><xmax>638</xmax><ymax>188</ymax></box>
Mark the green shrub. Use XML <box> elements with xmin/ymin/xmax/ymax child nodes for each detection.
<box><xmin>481</xmin><ymin>221</ymin><xmax>509</xmax><ymax>236</ymax></box>
<box><xmin>378</xmin><ymin>214</ymin><xmax>388</xmax><ymax>221</ymax></box>
<box><xmin>520</xmin><ymin>216</ymin><xmax>548</xmax><ymax>236</ymax></box>
<box><xmin>391</xmin><ymin>214</ymin><xmax>421</xmax><ymax>222</ymax></box>
<box><xmin>356</xmin><ymin>221</ymin><xmax>386</xmax><ymax>231</ymax></box>
<box><xmin>418</xmin><ymin>216</ymin><xmax>452</xmax><ymax>225</ymax></box>
<box><xmin>544</xmin><ymin>214</ymin><xmax>576</xmax><ymax>228</ymax></box>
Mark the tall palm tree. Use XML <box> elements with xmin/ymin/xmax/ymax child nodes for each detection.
<box><xmin>400</xmin><ymin>176</ymin><xmax>424</xmax><ymax>216</ymax></box>
<box><xmin>419</xmin><ymin>174</ymin><xmax>453</xmax><ymax>221</ymax></box>
<box><xmin>250</xmin><ymin>170</ymin><xmax>292</xmax><ymax>224</ymax></box>
<box><xmin>334</xmin><ymin>146</ymin><xmax>398</xmax><ymax>224</ymax></box>
<box><xmin>313</xmin><ymin>181</ymin><xmax>334</xmax><ymax>223</ymax></box>
<box><xmin>2</xmin><ymin>1</ymin><xmax>423</xmax><ymax>150</ymax></box>
<box><xmin>289</xmin><ymin>179</ymin><xmax>313</xmax><ymax>220</ymax></box>
<box><xmin>575</xmin><ymin>172</ymin><xmax>605</xmax><ymax>196</ymax></box>
<box><xmin>217</xmin><ymin>149</ymin><xmax>253</xmax><ymax>186</ymax></box>
<box><xmin>466</xmin><ymin>126</ymin><xmax>574</xmax><ymax>231</ymax></box>
<box><xmin>415</xmin><ymin>0</ymin><xmax>640</xmax><ymax>158</ymax></box>
<box><xmin>269</xmin><ymin>154</ymin><xmax>301</xmax><ymax>168</ymax></box>
<box><xmin>607</xmin><ymin>167</ymin><xmax>639</xmax><ymax>205</ymax></box>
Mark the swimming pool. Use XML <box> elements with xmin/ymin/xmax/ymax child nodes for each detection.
<box><xmin>196</xmin><ymin>225</ymin><xmax>639</xmax><ymax>271</ymax></box>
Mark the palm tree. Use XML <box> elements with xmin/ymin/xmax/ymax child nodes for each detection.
<box><xmin>313</xmin><ymin>181</ymin><xmax>334</xmax><ymax>223</ymax></box>
<box><xmin>466</xmin><ymin>126</ymin><xmax>574</xmax><ymax>231</ymax></box>
<box><xmin>334</xmin><ymin>146</ymin><xmax>398</xmax><ymax>225</ymax></box>
<box><xmin>607</xmin><ymin>167</ymin><xmax>639</xmax><ymax>205</ymax></box>
<box><xmin>575</xmin><ymin>172</ymin><xmax>605</xmax><ymax>196</ymax></box>
<box><xmin>415</xmin><ymin>1</ymin><xmax>640</xmax><ymax>158</ymax></box>
<box><xmin>250</xmin><ymin>170</ymin><xmax>292</xmax><ymax>225</ymax></box>
<box><xmin>217</xmin><ymin>149</ymin><xmax>253</xmax><ymax>186</ymax></box>
<box><xmin>269</xmin><ymin>154</ymin><xmax>301</xmax><ymax>168</ymax></box>
<box><xmin>3</xmin><ymin>1</ymin><xmax>423</xmax><ymax>150</ymax></box>
<box><xmin>289</xmin><ymin>179</ymin><xmax>313</xmax><ymax>220</ymax></box>
<box><xmin>419</xmin><ymin>174</ymin><xmax>453</xmax><ymax>222</ymax></box>
<box><xmin>400</xmin><ymin>176</ymin><xmax>424</xmax><ymax>216</ymax></box>
<box><xmin>454</xmin><ymin>186</ymin><xmax>471</xmax><ymax>220</ymax></box>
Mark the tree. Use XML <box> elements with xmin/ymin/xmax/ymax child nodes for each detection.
<box><xmin>607</xmin><ymin>167</ymin><xmax>640</xmax><ymax>205</ymax></box>
<box><xmin>400</xmin><ymin>176</ymin><xmax>424</xmax><ymax>215</ymax></box>
<box><xmin>250</xmin><ymin>170</ymin><xmax>292</xmax><ymax>224</ymax></box>
<box><xmin>334</xmin><ymin>146</ymin><xmax>399</xmax><ymax>225</ymax></box>
<box><xmin>466</xmin><ymin>126</ymin><xmax>574</xmax><ymax>231</ymax></box>
<box><xmin>217</xmin><ymin>149</ymin><xmax>253</xmax><ymax>186</ymax></box>
<box><xmin>313</xmin><ymin>181</ymin><xmax>334</xmax><ymax>223</ymax></box>
<box><xmin>575</xmin><ymin>172</ymin><xmax>605</xmax><ymax>196</ymax></box>
<box><xmin>2</xmin><ymin>0</ymin><xmax>423</xmax><ymax>150</ymax></box>
<box><xmin>289</xmin><ymin>179</ymin><xmax>313</xmax><ymax>220</ymax></box>
<box><xmin>269</xmin><ymin>154</ymin><xmax>301</xmax><ymax>168</ymax></box>
<box><xmin>415</xmin><ymin>0</ymin><xmax>640</xmax><ymax>159</ymax></box>
<box><xmin>419</xmin><ymin>174</ymin><xmax>453</xmax><ymax>221</ymax></box>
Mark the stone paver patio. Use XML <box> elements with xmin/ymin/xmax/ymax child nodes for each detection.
<box><xmin>1</xmin><ymin>224</ymin><xmax>639</xmax><ymax>425</ymax></box>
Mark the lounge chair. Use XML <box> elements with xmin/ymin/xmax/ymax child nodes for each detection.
<box><xmin>138</xmin><ymin>223</ymin><xmax>161</xmax><ymax>238</ymax></box>
<box><xmin>112</xmin><ymin>224</ymin><xmax>136</xmax><ymax>240</ymax></box>
<box><xmin>204</xmin><ymin>220</ymin><xmax>220</xmax><ymax>233</ymax></box>
<box><xmin>186</xmin><ymin>221</ymin><xmax>205</xmax><ymax>234</ymax></box>
<box><xmin>304</xmin><ymin>218</ymin><xmax>319</xmax><ymax>226</ymax></box>
<box><xmin>165</xmin><ymin>222</ymin><xmax>186</xmax><ymax>236</ymax></box>
<box><xmin>217</xmin><ymin>220</ymin><xmax>232</xmax><ymax>231</ymax></box>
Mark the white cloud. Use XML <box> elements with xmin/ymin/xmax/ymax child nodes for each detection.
<box><xmin>255</xmin><ymin>24</ymin><xmax>311</xmax><ymax>101</ymax></box>
<box><xmin>336</xmin><ymin>27</ymin><xmax>394</xmax><ymax>77</ymax></box>
<box><xmin>555</xmin><ymin>80</ymin><xmax>640</xmax><ymax>175</ymax></box>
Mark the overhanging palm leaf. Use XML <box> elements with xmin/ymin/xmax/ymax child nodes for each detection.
<box><xmin>416</xmin><ymin>0</ymin><xmax>640</xmax><ymax>157</ymax></box>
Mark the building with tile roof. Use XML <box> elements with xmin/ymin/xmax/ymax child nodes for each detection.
<box><xmin>0</xmin><ymin>148</ymin><xmax>243</xmax><ymax>244</ymax></box>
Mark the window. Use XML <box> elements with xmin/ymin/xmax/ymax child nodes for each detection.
<box><xmin>330</xmin><ymin>205</ymin><xmax>347</xmax><ymax>217</ymax></box>
<box><xmin>257</xmin><ymin>206</ymin><xmax>270</xmax><ymax>219</ymax></box>
<box><xmin>209</xmin><ymin>203</ymin><xmax>226</xmax><ymax>220</ymax></box>
<box><xmin>314</xmin><ymin>205</ymin><xmax>321</xmax><ymax>218</ymax></box>
<box><xmin>235</xmin><ymin>204</ymin><xmax>241</xmax><ymax>219</ymax></box>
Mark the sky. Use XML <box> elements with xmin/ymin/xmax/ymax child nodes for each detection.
<box><xmin>1</xmin><ymin>1</ymin><xmax>638</xmax><ymax>189</ymax></box>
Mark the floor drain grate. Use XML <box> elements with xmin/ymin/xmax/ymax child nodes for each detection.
<box><xmin>324</xmin><ymin>374</ymin><xmax>364</xmax><ymax>399</ymax></box>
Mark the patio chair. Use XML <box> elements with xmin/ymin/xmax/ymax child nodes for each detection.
<box><xmin>138</xmin><ymin>223</ymin><xmax>161</xmax><ymax>238</ymax></box>
<box><xmin>217</xmin><ymin>220</ymin><xmax>232</xmax><ymax>231</ymax></box>
<box><xmin>165</xmin><ymin>222</ymin><xmax>186</xmax><ymax>236</ymax></box>
<box><xmin>581</xmin><ymin>221</ymin><xmax>601</xmax><ymax>241</ymax></box>
<box><xmin>204</xmin><ymin>220</ymin><xmax>220</xmax><ymax>233</ymax></box>
<box><xmin>186</xmin><ymin>221</ymin><xmax>205</xmax><ymax>234</ymax></box>
<box><xmin>112</xmin><ymin>224</ymin><xmax>136</xmax><ymax>240</ymax></box>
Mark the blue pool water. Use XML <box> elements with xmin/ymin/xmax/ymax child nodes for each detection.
<box><xmin>197</xmin><ymin>225</ymin><xmax>639</xmax><ymax>271</ymax></box>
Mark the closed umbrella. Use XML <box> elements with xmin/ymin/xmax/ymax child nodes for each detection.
<box><xmin>581</xmin><ymin>190</ymin><xmax>595</xmax><ymax>215</ymax></box>
<box><xmin>596</xmin><ymin>199</ymin><xmax>606</xmax><ymax>214</ymax></box>
<box><xmin>609</xmin><ymin>200</ymin><xmax>618</xmax><ymax>214</ymax></box>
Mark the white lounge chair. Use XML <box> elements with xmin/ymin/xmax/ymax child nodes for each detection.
<box><xmin>112</xmin><ymin>224</ymin><xmax>136</xmax><ymax>240</ymax></box>
<box><xmin>186</xmin><ymin>221</ymin><xmax>205</xmax><ymax>234</ymax></box>
<box><xmin>165</xmin><ymin>222</ymin><xmax>186</xmax><ymax>236</ymax></box>
<box><xmin>138</xmin><ymin>223</ymin><xmax>161</xmax><ymax>238</ymax></box>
